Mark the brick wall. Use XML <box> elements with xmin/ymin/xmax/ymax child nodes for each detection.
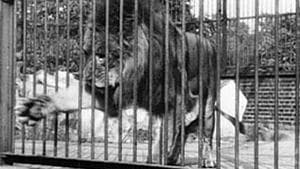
<box><xmin>240</xmin><ymin>77</ymin><xmax>298</xmax><ymax>125</ymax></box>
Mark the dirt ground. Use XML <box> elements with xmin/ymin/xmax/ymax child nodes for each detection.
<box><xmin>2</xmin><ymin>130</ymin><xmax>298</xmax><ymax>169</ymax></box>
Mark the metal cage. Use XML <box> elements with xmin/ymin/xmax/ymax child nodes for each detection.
<box><xmin>0</xmin><ymin>0</ymin><xmax>300</xmax><ymax>169</ymax></box>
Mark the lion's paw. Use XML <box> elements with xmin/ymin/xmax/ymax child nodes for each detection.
<box><xmin>15</xmin><ymin>95</ymin><xmax>54</xmax><ymax>126</ymax></box>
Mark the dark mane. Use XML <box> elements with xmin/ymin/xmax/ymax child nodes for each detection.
<box><xmin>82</xmin><ymin>0</ymin><xmax>186</xmax><ymax>116</ymax></box>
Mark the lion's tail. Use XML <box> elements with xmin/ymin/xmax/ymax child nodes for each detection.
<box><xmin>215</xmin><ymin>106</ymin><xmax>246</xmax><ymax>134</ymax></box>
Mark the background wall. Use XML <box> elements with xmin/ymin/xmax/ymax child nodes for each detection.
<box><xmin>240</xmin><ymin>77</ymin><xmax>297</xmax><ymax>126</ymax></box>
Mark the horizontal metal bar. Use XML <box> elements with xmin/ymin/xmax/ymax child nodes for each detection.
<box><xmin>1</xmin><ymin>153</ymin><xmax>185</xmax><ymax>169</ymax></box>
<box><xmin>21</xmin><ymin>13</ymin><xmax>297</xmax><ymax>29</ymax></box>
<box><xmin>175</xmin><ymin>12</ymin><xmax>296</xmax><ymax>26</ymax></box>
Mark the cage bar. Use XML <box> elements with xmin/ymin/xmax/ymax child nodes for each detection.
<box><xmin>66</xmin><ymin>0</ymin><xmax>70</xmax><ymax>88</ymax></box>
<box><xmin>32</xmin><ymin>0</ymin><xmax>38</xmax><ymax>154</ymax></box>
<box><xmin>295</xmin><ymin>0</ymin><xmax>300</xmax><ymax>168</ymax></box>
<box><xmin>132</xmin><ymin>0</ymin><xmax>139</xmax><ymax>163</ymax></box>
<box><xmin>21</xmin><ymin>0</ymin><xmax>27</xmax><ymax>155</ymax></box>
<box><xmin>42</xmin><ymin>0</ymin><xmax>48</xmax><ymax>156</ymax></box>
<box><xmin>32</xmin><ymin>0</ymin><xmax>37</xmax><ymax>99</ymax></box>
<box><xmin>90</xmin><ymin>0</ymin><xmax>96</xmax><ymax>160</ymax></box>
<box><xmin>52</xmin><ymin>0</ymin><xmax>60</xmax><ymax>157</ymax></box>
<box><xmin>77</xmin><ymin>0</ymin><xmax>84</xmax><ymax>158</ymax></box>
<box><xmin>216</xmin><ymin>0</ymin><xmax>222</xmax><ymax>168</ymax></box>
<box><xmin>197</xmin><ymin>0</ymin><xmax>204</xmax><ymax>167</ymax></box>
<box><xmin>274</xmin><ymin>0</ymin><xmax>279</xmax><ymax>168</ymax></box>
<box><xmin>0</xmin><ymin>0</ymin><xmax>15</xmax><ymax>164</ymax></box>
<box><xmin>159</xmin><ymin>122</ymin><xmax>163</xmax><ymax>164</ymax></box>
<box><xmin>222</xmin><ymin>0</ymin><xmax>227</xmax><ymax>77</ymax></box>
<box><xmin>234</xmin><ymin>0</ymin><xmax>240</xmax><ymax>168</ymax></box>
<box><xmin>180</xmin><ymin>0</ymin><xmax>186</xmax><ymax>166</ymax></box>
<box><xmin>172</xmin><ymin>2</ymin><xmax>178</xmax><ymax>162</ymax></box>
<box><xmin>104</xmin><ymin>0</ymin><xmax>110</xmax><ymax>161</ymax></box>
<box><xmin>12</xmin><ymin>0</ymin><xmax>17</xmax><ymax>155</ymax></box>
<box><xmin>2</xmin><ymin>153</ymin><xmax>183</xmax><ymax>169</ymax></box>
<box><xmin>118</xmin><ymin>0</ymin><xmax>124</xmax><ymax>162</ymax></box>
<box><xmin>65</xmin><ymin>0</ymin><xmax>70</xmax><ymax>158</ymax></box>
<box><xmin>253</xmin><ymin>0</ymin><xmax>259</xmax><ymax>168</ymax></box>
<box><xmin>163</xmin><ymin>0</ymin><xmax>169</xmax><ymax>165</ymax></box>
<box><xmin>31</xmin><ymin>0</ymin><xmax>38</xmax><ymax>156</ymax></box>
<box><xmin>147</xmin><ymin>0</ymin><xmax>154</xmax><ymax>164</ymax></box>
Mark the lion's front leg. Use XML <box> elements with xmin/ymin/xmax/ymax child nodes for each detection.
<box><xmin>15</xmin><ymin>95</ymin><xmax>58</xmax><ymax>126</ymax></box>
<box><xmin>15</xmin><ymin>85</ymin><xmax>94</xmax><ymax>126</ymax></box>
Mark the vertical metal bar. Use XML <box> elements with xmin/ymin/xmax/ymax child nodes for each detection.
<box><xmin>180</xmin><ymin>0</ymin><xmax>186</xmax><ymax>166</ymax></box>
<box><xmin>66</xmin><ymin>0</ymin><xmax>70</xmax><ymax>88</ymax></box>
<box><xmin>55</xmin><ymin>1</ymin><xmax>59</xmax><ymax>92</ymax></box>
<box><xmin>234</xmin><ymin>0</ymin><xmax>240</xmax><ymax>168</ymax></box>
<box><xmin>32</xmin><ymin>0</ymin><xmax>37</xmax><ymax>156</ymax></box>
<box><xmin>172</xmin><ymin>0</ymin><xmax>178</xmax><ymax>150</ymax></box>
<box><xmin>21</xmin><ymin>119</ymin><xmax>26</xmax><ymax>154</ymax></box>
<box><xmin>32</xmin><ymin>0</ymin><xmax>37</xmax><ymax>100</ymax></box>
<box><xmin>0</xmin><ymin>0</ymin><xmax>14</xmax><ymax>164</ymax></box>
<box><xmin>147</xmin><ymin>0</ymin><xmax>154</xmax><ymax>163</ymax></box>
<box><xmin>163</xmin><ymin>0</ymin><xmax>169</xmax><ymax>165</ymax></box>
<box><xmin>12</xmin><ymin>0</ymin><xmax>17</xmax><ymax>154</ymax></box>
<box><xmin>42</xmin><ymin>0</ymin><xmax>48</xmax><ymax>156</ymax></box>
<box><xmin>295</xmin><ymin>0</ymin><xmax>300</xmax><ymax>168</ymax></box>
<box><xmin>21</xmin><ymin>0</ymin><xmax>27</xmax><ymax>155</ymax></box>
<box><xmin>78</xmin><ymin>0</ymin><xmax>83</xmax><ymax>158</ymax></box>
<box><xmin>159</xmin><ymin>121</ymin><xmax>163</xmax><ymax>164</ymax></box>
<box><xmin>65</xmin><ymin>0</ymin><xmax>70</xmax><ymax>158</ymax></box>
<box><xmin>118</xmin><ymin>0</ymin><xmax>124</xmax><ymax>162</ymax></box>
<box><xmin>216</xmin><ymin>0</ymin><xmax>222</xmax><ymax>168</ymax></box>
<box><xmin>53</xmin><ymin>0</ymin><xmax>60</xmax><ymax>157</ymax></box>
<box><xmin>90</xmin><ymin>0</ymin><xmax>96</xmax><ymax>160</ymax></box>
<box><xmin>222</xmin><ymin>0</ymin><xmax>227</xmax><ymax>70</ymax></box>
<box><xmin>274</xmin><ymin>0</ymin><xmax>279</xmax><ymax>168</ymax></box>
<box><xmin>104</xmin><ymin>0</ymin><xmax>110</xmax><ymax>161</ymax></box>
<box><xmin>198</xmin><ymin>0</ymin><xmax>204</xmax><ymax>167</ymax></box>
<box><xmin>254</xmin><ymin>0</ymin><xmax>259</xmax><ymax>168</ymax></box>
<box><xmin>132</xmin><ymin>0</ymin><xmax>139</xmax><ymax>162</ymax></box>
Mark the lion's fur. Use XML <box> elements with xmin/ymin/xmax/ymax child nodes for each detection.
<box><xmin>81</xmin><ymin>0</ymin><xmax>218</xmax><ymax>166</ymax></box>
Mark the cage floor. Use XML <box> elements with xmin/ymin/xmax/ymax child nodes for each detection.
<box><xmin>12</xmin><ymin>131</ymin><xmax>297</xmax><ymax>169</ymax></box>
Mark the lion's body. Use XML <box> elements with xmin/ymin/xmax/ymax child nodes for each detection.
<box><xmin>16</xmin><ymin>0</ymin><xmax>219</xmax><ymax>167</ymax></box>
<box><xmin>82</xmin><ymin>1</ymin><xmax>218</xmax><ymax>163</ymax></box>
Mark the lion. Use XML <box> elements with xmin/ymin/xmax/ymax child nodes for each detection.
<box><xmin>14</xmin><ymin>0</ymin><xmax>243</xmax><ymax>167</ymax></box>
